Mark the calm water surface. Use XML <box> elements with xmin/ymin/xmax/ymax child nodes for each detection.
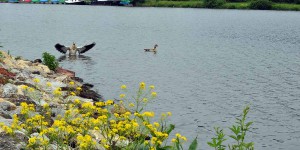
<box><xmin>1</xmin><ymin>4</ymin><xmax>300</xmax><ymax>150</ymax></box>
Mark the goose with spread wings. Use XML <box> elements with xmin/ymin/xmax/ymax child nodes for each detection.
<box><xmin>144</xmin><ymin>44</ymin><xmax>158</xmax><ymax>52</ymax></box>
<box><xmin>54</xmin><ymin>42</ymin><xmax>96</xmax><ymax>55</ymax></box>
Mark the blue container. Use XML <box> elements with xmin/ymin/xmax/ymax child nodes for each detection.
<box><xmin>51</xmin><ymin>0</ymin><xmax>59</xmax><ymax>3</ymax></box>
<box><xmin>40</xmin><ymin>0</ymin><xmax>48</xmax><ymax>3</ymax></box>
<box><xmin>8</xmin><ymin>0</ymin><xmax>19</xmax><ymax>2</ymax></box>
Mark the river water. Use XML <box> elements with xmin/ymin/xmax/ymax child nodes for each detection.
<box><xmin>1</xmin><ymin>3</ymin><xmax>300</xmax><ymax>150</ymax></box>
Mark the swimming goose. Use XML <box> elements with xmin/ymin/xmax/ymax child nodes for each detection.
<box><xmin>54</xmin><ymin>42</ymin><xmax>96</xmax><ymax>55</ymax></box>
<box><xmin>144</xmin><ymin>44</ymin><xmax>158</xmax><ymax>52</ymax></box>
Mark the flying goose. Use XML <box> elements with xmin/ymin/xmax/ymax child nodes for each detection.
<box><xmin>54</xmin><ymin>42</ymin><xmax>96</xmax><ymax>55</ymax></box>
<box><xmin>144</xmin><ymin>44</ymin><xmax>158</xmax><ymax>52</ymax></box>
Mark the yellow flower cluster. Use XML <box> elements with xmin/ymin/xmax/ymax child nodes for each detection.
<box><xmin>33</xmin><ymin>78</ymin><xmax>40</xmax><ymax>83</ymax></box>
<box><xmin>53</xmin><ymin>87</ymin><xmax>62</xmax><ymax>96</ymax></box>
<box><xmin>20</xmin><ymin>102</ymin><xmax>35</xmax><ymax>115</ymax></box>
<box><xmin>77</xmin><ymin>134</ymin><xmax>96</xmax><ymax>149</ymax></box>
<box><xmin>0</xmin><ymin>82</ymin><xmax>190</xmax><ymax>150</ymax></box>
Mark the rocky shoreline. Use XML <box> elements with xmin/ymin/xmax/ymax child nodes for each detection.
<box><xmin>0</xmin><ymin>50</ymin><xmax>104</xmax><ymax>149</ymax></box>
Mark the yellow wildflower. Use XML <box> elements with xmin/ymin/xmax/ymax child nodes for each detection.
<box><xmin>125</xmin><ymin>124</ymin><xmax>131</xmax><ymax>129</ymax></box>
<box><xmin>129</xmin><ymin>103</ymin><xmax>135</xmax><ymax>107</ymax></box>
<box><xmin>28</xmin><ymin>87</ymin><xmax>35</xmax><ymax>92</ymax></box>
<box><xmin>181</xmin><ymin>136</ymin><xmax>187</xmax><ymax>141</ymax></box>
<box><xmin>43</xmin><ymin>103</ymin><xmax>49</xmax><ymax>109</ymax></box>
<box><xmin>143</xmin><ymin>98</ymin><xmax>148</xmax><ymax>103</ymax></box>
<box><xmin>143</xmin><ymin>111</ymin><xmax>155</xmax><ymax>117</ymax></box>
<box><xmin>69</xmin><ymin>81</ymin><xmax>74</xmax><ymax>85</ymax></box>
<box><xmin>21</xmin><ymin>85</ymin><xmax>28</xmax><ymax>90</ymax></box>
<box><xmin>140</xmin><ymin>82</ymin><xmax>145</xmax><ymax>89</ymax></box>
<box><xmin>46</xmin><ymin>82</ymin><xmax>52</xmax><ymax>87</ymax></box>
<box><xmin>176</xmin><ymin>133</ymin><xmax>182</xmax><ymax>138</ymax></box>
<box><xmin>151</xmin><ymin>92</ymin><xmax>157</xmax><ymax>97</ymax></box>
<box><xmin>171</xmin><ymin>138</ymin><xmax>177</xmax><ymax>143</ymax></box>
<box><xmin>149</xmin><ymin>85</ymin><xmax>155</xmax><ymax>89</ymax></box>
<box><xmin>28</xmin><ymin>137</ymin><xmax>37</xmax><ymax>146</ymax></box>
<box><xmin>120</xmin><ymin>94</ymin><xmax>125</xmax><ymax>98</ymax></box>
<box><xmin>121</xmin><ymin>84</ymin><xmax>127</xmax><ymax>89</ymax></box>
<box><xmin>33</xmin><ymin>78</ymin><xmax>40</xmax><ymax>83</ymax></box>
<box><xmin>153</xmin><ymin>122</ymin><xmax>160</xmax><ymax>127</ymax></box>
<box><xmin>167</xmin><ymin>112</ymin><xmax>172</xmax><ymax>116</ymax></box>
<box><xmin>104</xmin><ymin>145</ymin><xmax>110</xmax><ymax>149</ymax></box>
<box><xmin>106</xmin><ymin>99</ymin><xmax>114</xmax><ymax>105</ymax></box>
<box><xmin>74</xmin><ymin>99</ymin><xmax>81</xmax><ymax>104</ymax></box>
<box><xmin>70</xmin><ymin>92</ymin><xmax>76</xmax><ymax>96</ymax></box>
<box><xmin>76</xmin><ymin>87</ymin><xmax>82</xmax><ymax>91</ymax></box>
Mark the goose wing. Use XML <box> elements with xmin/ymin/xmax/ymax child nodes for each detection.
<box><xmin>77</xmin><ymin>42</ymin><xmax>96</xmax><ymax>54</ymax></box>
<box><xmin>55</xmin><ymin>43</ymin><xmax>69</xmax><ymax>54</ymax></box>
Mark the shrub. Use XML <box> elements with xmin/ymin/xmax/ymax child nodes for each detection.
<box><xmin>249</xmin><ymin>0</ymin><xmax>272</xmax><ymax>10</ymax></box>
<box><xmin>42</xmin><ymin>52</ymin><xmax>59</xmax><ymax>71</ymax></box>
<box><xmin>208</xmin><ymin>106</ymin><xmax>254</xmax><ymax>150</ymax></box>
<box><xmin>203</xmin><ymin>0</ymin><xmax>225</xmax><ymax>8</ymax></box>
<box><xmin>270</xmin><ymin>0</ymin><xmax>298</xmax><ymax>3</ymax></box>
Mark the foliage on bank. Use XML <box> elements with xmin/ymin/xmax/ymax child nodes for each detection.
<box><xmin>0</xmin><ymin>80</ymin><xmax>254</xmax><ymax>150</ymax></box>
<box><xmin>42</xmin><ymin>52</ymin><xmax>59</xmax><ymax>71</ymax></box>
<box><xmin>138</xmin><ymin>0</ymin><xmax>300</xmax><ymax>10</ymax></box>
<box><xmin>0</xmin><ymin>51</ymin><xmax>254</xmax><ymax>149</ymax></box>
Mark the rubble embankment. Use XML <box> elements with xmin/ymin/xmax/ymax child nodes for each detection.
<box><xmin>0</xmin><ymin>50</ymin><xmax>104</xmax><ymax>149</ymax></box>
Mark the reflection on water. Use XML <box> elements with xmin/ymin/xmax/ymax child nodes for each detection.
<box><xmin>58</xmin><ymin>55</ymin><xmax>92</xmax><ymax>62</ymax></box>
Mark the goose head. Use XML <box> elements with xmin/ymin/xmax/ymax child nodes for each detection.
<box><xmin>154</xmin><ymin>44</ymin><xmax>158</xmax><ymax>48</ymax></box>
<box><xmin>70</xmin><ymin>42</ymin><xmax>77</xmax><ymax>50</ymax></box>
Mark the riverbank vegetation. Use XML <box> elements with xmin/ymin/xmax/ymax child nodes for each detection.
<box><xmin>137</xmin><ymin>0</ymin><xmax>300</xmax><ymax>10</ymax></box>
<box><xmin>0</xmin><ymin>50</ymin><xmax>255</xmax><ymax>149</ymax></box>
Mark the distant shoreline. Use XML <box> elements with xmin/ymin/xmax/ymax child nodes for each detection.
<box><xmin>1</xmin><ymin>0</ymin><xmax>300</xmax><ymax>11</ymax></box>
<box><xmin>137</xmin><ymin>1</ymin><xmax>300</xmax><ymax>11</ymax></box>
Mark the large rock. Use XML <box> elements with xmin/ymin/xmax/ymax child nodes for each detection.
<box><xmin>14</xmin><ymin>59</ymin><xmax>31</xmax><ymax>70</ymax></box>
<box><xmin>55</xmin><ymin>67</ymin><xmax>75</xmax><ymax>77</ymax></box>
<box><xmin>5</xmin><ymin>94</ymin><xmax>36</xmax><ymax>106</ymax></box>
<box><xmin>2</xmin><ymin>83</ymin><xmax>18</xmax><ymax>98</ymax></box>
<box><xmin>0</xmin><ymin>68</ymin><xmax>15</xmax><ymax>79</ymax></box>
<box><xmin>0</xmin><ymin>98</ymin><xmax>17</xmax><ymax>111</ymax></box>
<box><xmin>0</xmin><ymin>117</ymin><xmax>13</xmax><ymax>126</ymax></box>
<box><xmin>29</xmin><ymin>63</ymin><xmax>51</xmax><ymax>75</ymax></box>
<box><xmin>1</xmin><ymin>52</ymin><xmax>17</xmax><ymax>69</ymax></box>
<box><xmin>65</xmin><ymin>96</ymin><xmax>93</xmax><ymax>103</ymax></box>
<box><xmin>79</xmin><ymin>88</ymin><xmax>103</xmax><ymax>102</ymax></box>
<box><xmin>15</xmin><ymin>70</ymin><xmax>31</xmax><ymax>81</ymax></box>
<box><xmin>0</xmin><ymin>77</ymin><xmax>8</xmax><ymax>85</ymax></box>
<box><xmin>0</xmin><ymin>132</ymin><xmax>26</xmax><ymax>150</ymax></box>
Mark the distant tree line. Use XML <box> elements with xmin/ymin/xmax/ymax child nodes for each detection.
<box><xmin>226</xmin><ymin>0</ymin><xmax>299</xmax><ymax>4</ymax></box>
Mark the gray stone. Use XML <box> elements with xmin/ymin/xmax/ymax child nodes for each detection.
<box><xmin>65</xmin><ymin>96</ymin><xmax>93</xmax><ymax>103</ymax></box>
<box><xmin>9</xmin><ymin>69</ymin><xmax>20</xmax><ymax>74</ymax></box>
<box><xmin>0</xmin><ymin>98</ymin><xmax>17</xmax><ymax>111</ymax></box>
<box><xmin>0</xmin><ymin>117</ymin><xmax>13</xmax><ymax>126</ymax></box>
<box><xmin>15</xmin><ymin>70</ymin><xmax>31</xmax><ymax>81</ymax></box>
<box><xmin>0</xmin><ymin>133</ymin><xmax>18</xmax><ymax>150</ymax></box>
<box><xmin>2</xmin><ymin>83</ymin><xmax>18</xmax><ymax>98</ymax></box>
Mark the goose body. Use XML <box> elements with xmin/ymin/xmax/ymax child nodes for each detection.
<box><xmin>55</xmin><ymin>42</ymin><xmax>96</xmax><ymax>55</ymax></box>
<box><xmin>144</xmin><ymin>44</ymin><xmax>158</xmax><ymax>52</ymax></box>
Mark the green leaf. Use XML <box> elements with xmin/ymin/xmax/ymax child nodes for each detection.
<box><xmin>158</xmin><ymin>146</ymin><xmax>173</xmax><ymax>150</ymax></box>
<box><xmin>207</xmin><ymin>142</ymin><xmax>216</xmax><ymax>147</ymax></box>
<box><xmin>166</xmin><ymin>124</ymin><xmax>175</xmax><ymax>134</ymax></box>
<box><xmin>237</xmin><ymin>135</ymin><xmax>241</xmax><ymax>140</ymax></box>
<box><xmin>229</xmin><ymin>135</ymin><xmax>238</xmax><ymax>141</ymax></box>
<box><xmin>229</xmin><ymin>126</ymin><xmax>240</xmax><ymax>135</ymax></box>
<box><xmin>175</xmin><ymin>138</ymin><xmax>180</xmax><ymax>150</ymax></box>
<box><xmin>188</xmin><ymin>137</ymin><xmax>198</xmax><ymax>150</ymax></box>
<box><xmin>246</xmin><ymin>122</ymin><xmax>253</xmax><ymax>127</ymax></box>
